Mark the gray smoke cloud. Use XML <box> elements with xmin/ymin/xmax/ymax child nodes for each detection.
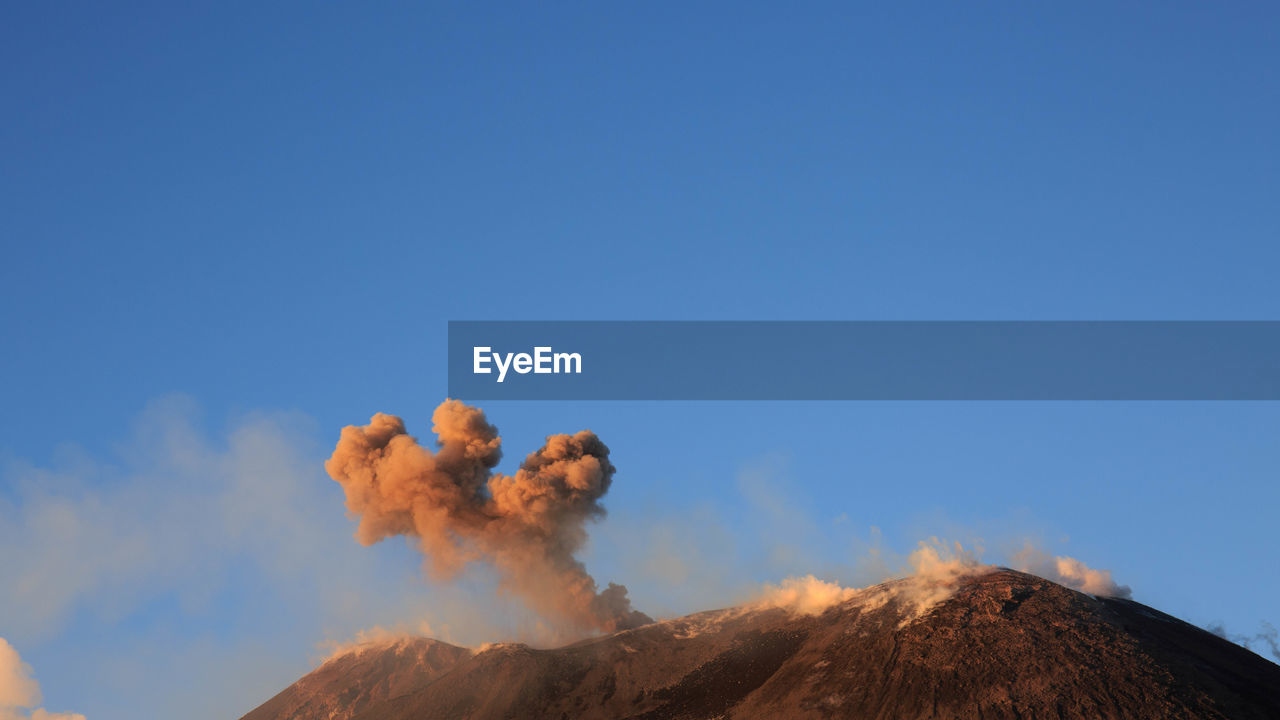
<box><xmin>1207</xmin><ymin>621</ymin><xmax>1280</xmax><ymax>661</ymax></box>
<box><xmin>326</xmin><ymin>400</ymin><xmax>651</xmax><ymax>634</ymax></box>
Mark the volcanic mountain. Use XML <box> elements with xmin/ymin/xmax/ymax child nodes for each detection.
<box><xmin>240</xmin><ymin>569</ymin><xmax>1280</xmax><ymax>720</ymax></box>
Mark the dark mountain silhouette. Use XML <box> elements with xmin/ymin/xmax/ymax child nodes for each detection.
<box><xmin>241</xmin><ymin>569</ymin><xmax>1280</xmax><ymax>719</ymax></box>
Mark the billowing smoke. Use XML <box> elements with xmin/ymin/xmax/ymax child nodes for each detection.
<box><xmin>753</xmin><ymin>575</ymin><xmax>857</xmax><ymax>616</ymax></box>
<box><xmin>326</xmin><ymin>400</ymin><xmax>651</xmax><ymax>634</ymax></box>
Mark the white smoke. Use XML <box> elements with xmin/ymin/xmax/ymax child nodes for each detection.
<box><xmin>1010</xmin><ymin>545</ymin><xmax>1131</xmax><ymax>598</ymax></box>
<box><xmin>752</xmin><ymin>537</ymin><xmax>1137</xmax><ymax>625</ymax></box>
<box><xmin>753</xmin><ymin>539</ymin><xmax>991</xmax><ymax>621</ymax></box>
<box><xmin>753</xmin><ymin>575</ymin><xmax>857</xmax><ymax>615</ymax></box>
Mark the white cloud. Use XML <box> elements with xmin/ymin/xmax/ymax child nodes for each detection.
<box><xmin>0</xmin><ymin>638</ymin><xmax>41</xmax><ymax>709</ymax></box>
<box><xmin>0</xmin><ymin>637</ymin><xmax>83</xmax><ymax>720</ymax></box>
<box><xmin>1011</xmin><ymin>544</ymin><xmax>1131</xmax><ymax>598</ymax></box>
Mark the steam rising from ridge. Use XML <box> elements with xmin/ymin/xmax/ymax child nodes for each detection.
<box><xmin>751</xmin><ymin>540</ymin><xmax>1132</xmax><ymax>624</ymax></box>
<box><xmin>326</xmin><ymin>400</ymin><xmax>650</xmax><ymax>634</ymax></box>
<box><xmin>1010</xmin><ymin>546</ymin><xmax>1132</xmax><ymax>598</ymax></box>
<box><xmin>754</xmin><ymin>539</ymin><xmax>991</xmax><ymax>622</ymax></box>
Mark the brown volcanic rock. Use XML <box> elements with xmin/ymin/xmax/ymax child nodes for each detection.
<box><xmin>241</xmin><ymin>637</ymin><xmax>471</xmax><ymax>720</ymax></box>
<box><xmin>241</xmin><ymin>570</ymin><xmax>1280</xmax><ymax>719</ymax></box>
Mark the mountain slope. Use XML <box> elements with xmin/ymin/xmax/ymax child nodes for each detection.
<box><xmin>241</xmin><ymin>569</ymin><xmax>1280</xmax><ymax>720</ymax></box>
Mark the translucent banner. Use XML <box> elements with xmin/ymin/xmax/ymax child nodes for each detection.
<box><xmin>447</xmin><ymin>321</ymin><xmax>1280</xmax><ymax>400</ymax></box>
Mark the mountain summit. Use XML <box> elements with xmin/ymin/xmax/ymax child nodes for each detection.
<box><xmin>241</xmin><ymin>570</ymin><xmax>1280</xmax><ymax>720</ymax></box>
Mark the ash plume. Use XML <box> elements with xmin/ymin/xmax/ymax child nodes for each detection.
<box><xmin>325</xmin><ymin>400</ymin><xmax>650</xmax><ymax>634</ymax></box>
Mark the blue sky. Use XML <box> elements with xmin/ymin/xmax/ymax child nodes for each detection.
<box><xmin>2</xmin><ymin>3</ymin><xmax>1279</xmax><ymax>719</ymax></box>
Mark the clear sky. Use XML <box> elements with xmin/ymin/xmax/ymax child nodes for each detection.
<box><xmin>2</xmin><ymin>4</ymin><xmax>1278</xmax><ymax>719</ymax></box>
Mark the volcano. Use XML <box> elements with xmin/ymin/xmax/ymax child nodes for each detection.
<box><xmin>240</xmin><ymin>569</ymin><xmax>1280</xmax><ymax>719</ymax></box>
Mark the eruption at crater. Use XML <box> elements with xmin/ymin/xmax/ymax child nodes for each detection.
<box><xmin>325</xmin><ymin>399</ymin><xmax>651</xmax><ymax>634</ymax></box>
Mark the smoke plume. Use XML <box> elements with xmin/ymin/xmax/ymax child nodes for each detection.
<box><xmin>753</xmin><ymin>539</ymin><xmax>991</xmax><ymax>622</ymax></box>
<box><xmin>1207</xmin><ymin>621</ymin><xmax>1280</xmax><ymax>661</ymax></box>
<box><xmin>1010</xmin><ymin>546</ymin><xmax>1131</xmax><ymax>598</ymax></box>
<box><xmin>751</xmin><ymin>539</ymin><xmax>1140</xmax><ymax>626</ymax></box>
<box><xmin>326</xmin><ymin>400</ymin><xmax>650</xmax><ymax>634</ymax></box>
<box><xmin>753</xmin><ymin>575</ymin><xmax>857</xmax><ymax>616</ymax></box>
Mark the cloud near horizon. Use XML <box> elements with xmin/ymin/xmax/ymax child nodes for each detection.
<box><xmin>0</xmin><ymin>637</ymin><xmax>83</xmax><ymax>720</ymax></box>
